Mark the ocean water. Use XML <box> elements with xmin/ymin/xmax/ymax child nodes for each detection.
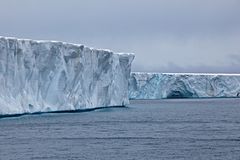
<box><xmin>0</xmin><ymin>99</ymin><xmax>240</xmax><ymax>160</ymax></box>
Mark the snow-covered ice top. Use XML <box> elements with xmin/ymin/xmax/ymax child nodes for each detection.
<box><xmin>129</xmin><ymin>72</ymin><xmax>240</xmax><ymax>99</ymax></box>
<box><xmin>0</xmin><ymin>36</ymin><xmax>134</xmax><ymax>115</ymax></box>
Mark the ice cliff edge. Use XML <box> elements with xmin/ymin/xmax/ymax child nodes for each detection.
<box><xmin>129</xmin><ymin>72</ymin><xmax>240</xmax><ymax>99</ymax></box>
<box><xmin>0</xmin><ymin>36</ymin><xmax>134</xmax><ymax>115</ymax></box>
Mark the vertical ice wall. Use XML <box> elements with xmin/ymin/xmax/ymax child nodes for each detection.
<box><xmin>0</xmin><ymin>36</ymin><xmax>134</xmax><ymax>115</ymax></box>
<box><xmin>129</xmin><ymin>72</ymin><xmax>240</xmax><ymax>99</ymax></box>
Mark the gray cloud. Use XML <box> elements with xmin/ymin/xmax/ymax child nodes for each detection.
<box><xmin>134</xmin><ymin>54</ymin><xmax>240</xmax><ymax>73</ymax></box>
<box><xmin>0</xmin><ymin>0</ymin><xmax>239</xmax><ymax>73</ymax></box>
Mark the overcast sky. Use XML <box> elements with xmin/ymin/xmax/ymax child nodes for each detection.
<box><xmin>0</xmin><ymin>0</ymin><xmax>240</xmax><ymax>73</ymax></box>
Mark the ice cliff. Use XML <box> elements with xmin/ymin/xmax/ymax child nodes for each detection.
<box><xmin>129</xmin><ymin>72</ymin><xmax>240</xmax><ymax>99</ymax></box>
<box><xmin>0</xmin><ymin>36</ymin><xmax>134</xmax><ymax>115</ymax></box>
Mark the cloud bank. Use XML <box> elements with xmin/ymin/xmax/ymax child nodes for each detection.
<box><xmin>0</xmin><ymin>0</ymin><xmax>239</xmax><ymax>73</ymax></box>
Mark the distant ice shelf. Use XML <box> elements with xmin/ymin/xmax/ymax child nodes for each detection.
<box><xmin>0</xmin><ymin>36</ymin><xmax>134</xmax><ymax>115</ymax></box>
<box><xmin>129</xmin><ymin>72</ymin><xmax>240</xmax><ymax>99</ymax></box>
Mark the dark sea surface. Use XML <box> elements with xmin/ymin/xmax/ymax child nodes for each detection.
<box><xmin>1</xmin><ymin>99</ymin><xmax>240</xmax><ymax>160</ymax></box>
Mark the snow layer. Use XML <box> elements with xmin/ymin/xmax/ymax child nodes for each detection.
<box><xmin>0</xmin><ymin>36</ymin><xmax>134</xmax><ymax>115</ymax></box>
<box><xmin>129</xmin><ymin>72</ymin><xmax>240</xmax><ymax>99</ymax></box>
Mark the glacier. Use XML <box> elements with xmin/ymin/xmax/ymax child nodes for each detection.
<box><xmin>129</xmin><ymin>72</ymin><xmax>240</xmax><ymax>99</ymax></box>
<box><xmin>0</xmin><ymin>36</ymin><xmax>134</xmax><ymax>115</ymax></box>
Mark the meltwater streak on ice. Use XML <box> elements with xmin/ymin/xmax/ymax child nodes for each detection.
<box><xmin>0</xmin><ymin>36</ymin><xmax>134</xmax><ymax>115</ymax></box>
<box><xmin>129</xmin><ymin>72</ymin><xmax>240</xmax><ymax>99</ymax></box>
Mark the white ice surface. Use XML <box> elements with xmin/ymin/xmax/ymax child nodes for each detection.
<box><xmin>0</xmin><ymin>36</ymin><xmax>134</xmax><ymax>115</ymax></box>
<box><xmin>129</xmin><ymin>72</ymin><xmax>240</xmax><ymax>99</ymax></box>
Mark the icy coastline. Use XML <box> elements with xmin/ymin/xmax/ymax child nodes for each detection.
<box><xmin>129</xmin><ymin>72</ymin><xmax>240</xmax><ymax>99</ymax></box>
<box><xmin>0</xmin><ymin>36</ymin><xmax>134</xmax><ymax>115</ymax></box>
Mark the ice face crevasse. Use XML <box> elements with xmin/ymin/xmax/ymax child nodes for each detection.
<box><xmin>0</xmin><ymin>36</ymin><xmax>134</xmax><ymax>115</ymax></box>
<box><xmin>129</xmin><ymin>72</ymin><xmax>240</xmax><ymax>99</ymax></box>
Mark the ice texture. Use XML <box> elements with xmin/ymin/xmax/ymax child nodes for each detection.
<box><xmin>129</xmin><ymin>72</ymin><xmax>240</xmax><ymax>99</ymax></box>
<box><xmin>0</xmin><ymin>36</ymin><xmax>134</xmax><ymax>115</ymax></box>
